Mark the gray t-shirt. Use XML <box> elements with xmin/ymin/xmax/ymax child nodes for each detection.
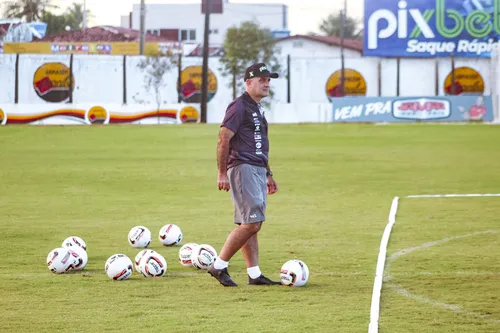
<box><xmin>221</xmin><ymin>92</ymin><xmax>269</xmax><ymax>169</ymax></box>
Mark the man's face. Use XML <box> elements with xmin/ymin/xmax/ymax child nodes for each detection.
<box><xmin>247</xmin><ymin>76</ymin><xmax>270</xmax><ymax>98</ymax></box>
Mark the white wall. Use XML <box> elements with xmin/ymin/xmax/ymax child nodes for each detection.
<box><xmin>120</xmin><ymin>15</ymin><xmax>129</xmax><ymax>28</ymax></box>
<box><xmin>275</xmin><ymin>39</ymin><xmax>362</xmax><ymax>59</ymax></box>
<box><xmin>0</xmin><ymin>54</ymin><xmax>16</xmax><ymax>103</ymax></box>
<box><xmin>0</xmin><ymin>54</ymin><xmax>492</xmax><ymax>107</ymax></box>
<box><xmin>73</xmin><ymin>55</ymin><xmax>124</xmax><ymax>104</ymax></box>
<box><xmin>130</xmin><ymin>3</ymin><xmax>286</xmax><ymax>44</ymax></box>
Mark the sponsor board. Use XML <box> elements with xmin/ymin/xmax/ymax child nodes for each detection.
<box><xmin>332</xmin><ymin>96</ymin><xmax>493</xmax><ymax>122</ymax></box>
<box><xmin>364</xmin><ymin>0</ymin><xmax>500</xmax><ymax>57</ymax></box>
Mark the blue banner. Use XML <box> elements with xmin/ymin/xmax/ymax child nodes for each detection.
<box><xmin>364</xmin><ymin>0</ymin><xmax>500</xmax><ymax>58</ymax></box>
<box><xmin>332</xmin><ymin>96</ymin><xmax>494</xmax><ymax>122</ymax></box>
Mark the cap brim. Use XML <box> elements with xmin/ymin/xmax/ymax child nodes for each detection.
<box><xmin>269</xmin><ymin>73</ymin><xmax>279</xmax><ymax>79</ymax></box>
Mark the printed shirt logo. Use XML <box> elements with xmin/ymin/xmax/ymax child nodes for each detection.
<box><xmin>253</xmin><ymin>104</ymin><xmax>265</xmax><ymax>155</ymax></box>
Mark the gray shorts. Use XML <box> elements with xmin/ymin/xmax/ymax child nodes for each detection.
<box><xmin>228</xmin><ymin>163</ymin><xmax>267</xmax><ymax>224</ymax></box>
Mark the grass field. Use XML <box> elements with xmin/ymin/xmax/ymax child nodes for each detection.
<box><xmin>0</xmin><ymin>124</ymin><xmax>499</xmax><ymax>333</ymax></box>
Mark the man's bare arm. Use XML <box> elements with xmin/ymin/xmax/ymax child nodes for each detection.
<box><xmin>217</xmin><ymin>127</ymin><xmax>235</xmax><ymax>174</ymax></box>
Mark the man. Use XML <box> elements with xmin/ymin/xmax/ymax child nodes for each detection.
<box><xmin>208</xmin><ymin>63</ymin><xmax>281</xmax><ymax>287</ymax></box>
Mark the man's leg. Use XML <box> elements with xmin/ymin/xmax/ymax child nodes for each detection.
<box><xmin>242</xmin><ymin>230</ymin><xmax>281</xmax><ymax>285</ymax></box>
<box><xmin>208</xmin><ymin>223</ymin><xmax>261</xmax><ymax>287</ymax></box>
<box><xmin>241</xmin><ymin>232</ymin><xmax>259</xmax><ymax>268</ymax></box>
<box><xmin>218</xmin><ymin>223</ymin><xmax>261</xmax><ymax>262</ymax></box>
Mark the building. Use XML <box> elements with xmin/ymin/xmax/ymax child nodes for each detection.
<box><xmin>273</xmin><ymin>35</ymin><xmax>363</xmax><ymax>59</ymax></box>
<box><xmin>35</xmin><ymin>26</ymin><xmax>175</xmax><ymax>43</ymax></box>
<box><xmin>121</xmin><ymin>1</ymin><xmax>289</xmax><ymax>45</ymax></box>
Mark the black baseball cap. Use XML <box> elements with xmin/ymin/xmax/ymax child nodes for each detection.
<box><xmin>244</xmin><ymin>63</ymin><xmax>279</xmax><ymax>81</ymax></box>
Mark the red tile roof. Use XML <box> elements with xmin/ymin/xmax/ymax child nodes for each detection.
<box><xmin>187</xmin><ymin>44</ymin><xmax>224</xmax><ymax>57</ymax></box>
<box><xmin>34</xmin><ymin>26</ymin><xmax>177</xmax><ymax>43</ymax></box>
<box><xmin>275</xmin><ymin>34</ymin><xmax>363</xmax><ymax>52</ymax></box>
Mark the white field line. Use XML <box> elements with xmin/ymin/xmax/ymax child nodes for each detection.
<box><xmin>384</xmin><ymin>230</ymin><xmax>499</xmax><ymax>278</ymax></box>
<box><xmin>387</xmin><ymin>283</ymin><xmax>500</xmax><ymax>324</ymax></box>
<box><xmin>385</xmin><ymin>230</ymin><xmax>500</xmax><ymax>324</ymax></box>
<box><xmin>370</xmin><ymin>194</ymin><xmax>500</xmax><ymax>333</ymax></box>
<box><xmin>368</xmin><ymin>196</ymin><xmax>399</xmax><ymax>333</ymax></box>
<box><xmin>406</xmin><ymin>194</ymin><xmax>500</xmax><ymax>198</ymax></box>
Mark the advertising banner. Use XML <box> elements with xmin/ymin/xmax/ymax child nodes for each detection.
<box><xmin>332</xmin><ymin>96</ymin><xmax>494</xmax><ymax>122</ymax></box>
<box><xmin>0</xmin><ymin>104</ymin><xmax>200</xmax><ymax>126</ymax></box>
<box><xmin>0</xmin><ymin>42</ymin><xmax>182</xmax><ymax>55</ymax></box>
<box><xmin>364</xmin><ymin>0</ymin><xmax>500</xmax><ymax>58</ymax></box>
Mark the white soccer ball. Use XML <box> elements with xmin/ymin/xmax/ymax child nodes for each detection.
<box><xmin>105</xmin><ymin>254</ymin><xmax>133</xmax><ymax>280</ymax></box>
<box><xmin>68</xmin><ymin>246</ymin><xmax>88</xmax><ymax>271</ymax></box>
<box><xmin>158</xmin><ymin>224</ymin><xmax>183</xmax><ymax>246</ymax></box>
<box><xmin>62</xmin><ymin>236</ymin><xmax>87</xmax><ymax>251</ymax></box>
<box><xmin>178</xmin><ymin>242</ymin><xmax>198</xmax><ymax>267</ymax></box>
<box><xmin>191</xmin><ymin>244</ymin><xmax>217</xmax><ymax>270</ymax></box>
<box><xmin>128</xmin><ymin>226</ymin><xmax>151</xmax><ymax>248</ymax></box>
<box><xmin>46</xmin><ymin>247</ymin><xmax>74</xmax><ymax>274</ymax></box>
<box><xmin>134</xmin><ymin>249</ymin><xmax>148</xmax><ymax>273</ymax></box>
<box><xmin>139</xmin><ymin>250</ymin><xmax>167</xmax><ymax>278</ymax></box>
<box><xmin>280</xmin><ymin>259</ymin><xmax>309</xmax><ymax>287</ymax></box>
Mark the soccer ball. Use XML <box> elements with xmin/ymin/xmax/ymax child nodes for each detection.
<box><xmin>191</xmin><ymin>244</ymin><xmax>217</xmax><ymax>270</ymax></box>
<box><xmin>139</xmin><ymin>250</ymin><xmax>167</xmax><ymax>278</ymax></box>
<box><xmin>134</xmin><ymin>249</ymin><xmax>148</xmax><ymax>273</ymax></box>
<box><xmin>68</xmin><ymin>246</ymin><xmax>88</xmax><ymax>271</ymax></box>
<box><xmin>46</xmin><ymin>247</ymin><xmax>74</xmax><ymax>274</ymax></box>
<box><xmin>178</xmin><ymin>242</ymin><xmax>198</xmax><ymax>267</ymax></box>
<box><xmin>62</xmin><ymin>236</ymin><xmax>87</xmax><ymax>251</ymax></box>
<box><xmin>128</xmin><ymin>226</ymin><xmax>151</xmax><ymax>248</ymax></box>
<box><xmin>279</xmin><ymin>259</ymin><xmax>309</xmax><ymax>287</ymax></box>
<box><xmin>105</xmin><ymin>254</ymin><xmax>133</xmax><ymax>280</ymax></box>
<box><xmin>158</xmin><ymin>224</ymin><xmax>183</xmax><ymax>246</ymax></box>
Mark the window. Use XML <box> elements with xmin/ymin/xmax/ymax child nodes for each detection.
<box><xmin>180</xmin><ymin>29</ymin><xmax>196</xmax><ymax>41</ymax></box>
<box><xmin>209</xmin><ymin>29</ymin><xmax>219</xmax><ymax>34</ymax></box>
<box><xmin>147</xmin><ymin>29</ymin><xmax>160</xmax><ymax>36</ymax></box>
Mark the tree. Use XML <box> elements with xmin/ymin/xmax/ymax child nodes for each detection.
<box><xmin>66</xmin><ymin>3</ymin><xmax>92</xmax><ymax>29</ymax></box>
<box><xmin>135</xmin><ymin>51</ymin><xmax>178</xmax><ymax>121</ymax></box>
<box><xmin>41</xmin><ymin>11</ymin><xmax>78</xmax><ymax>36</ymax></box>
<box><xmin>219</xmin><ymin>21</ymin><xmax>282</xmax><ymax>100</ymax></box>
<box><xmin>2</xmin><ymin>0</ymin><xmax>55</xmax><ymax>21</ymax></box>
<box><xmin>318</xmin><ymin>12</ymin><xmax>362</xmax><ymax>39</ymax></box>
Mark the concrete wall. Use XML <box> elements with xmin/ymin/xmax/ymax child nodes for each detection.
<box><xmin>0</xmin><ymin>54</ymin><xmax>492</xmax><ymax>106</ymax></box>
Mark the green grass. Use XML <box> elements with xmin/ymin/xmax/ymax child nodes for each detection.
<box><xmin>0</xmin><ymin>124</ymin><xmax>499</xmax><ymax>333</ymax></box>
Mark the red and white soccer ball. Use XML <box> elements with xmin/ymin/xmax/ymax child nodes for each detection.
<box><xmin>158</xmin><ymin>224</ymin><xmax>183</xmax><ymax>246</ymax></box>
<box><xmin>62</xmin><ymin>236</ymin><xmax>87</xmax><ymax>251</ymax></box>
<box><xmin>68</xmin><ymin>246</ymin><xmax>88</xmax><ymax>271</ymax></box>
<box><xmin>178</xmin><ymin>242</ymin><xmax>198</xmax><ymax>267</ymax></box>
<box><xmin>279</xmin><ymin>259</ymin><xmax>309</xmax><ymax>287</ymax></box>
<box><xmin>134</xmin><ymin>249</ymin><xmax>148</xmax><ymax>273</ymax></box>
<box><xmin>191</xmin><ymin>244</ymin><xmax>217</xmax><ymax>270</ymax></box>
<box><xmin>47</xmin><ymin>247</ymin><xmax>75</xmax><ymax>274</ymax></box>
<box><xmin>128</xmin><ymin>226</ymin><xmax>152</xmax><ymax>248</ymax></box>
<box><xmin>105</xmin><ymin>254</ymin><xmax>134</xmax><ymax>280</ymax></box>
<box><xmin>139</xmin><ymin>250</ymin><xmax>167</xmax><ymax>278</ymax></box>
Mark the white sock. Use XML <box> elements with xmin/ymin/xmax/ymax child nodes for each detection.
<box><xmin>247</xmin><ymin>266</ymin><xmax>262</xmax><ymax>279</ymax></box>
<box><xmin>214</xmin><ymin>258</ymin><xmax>229</xmax><ymax>270</ymax></box>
